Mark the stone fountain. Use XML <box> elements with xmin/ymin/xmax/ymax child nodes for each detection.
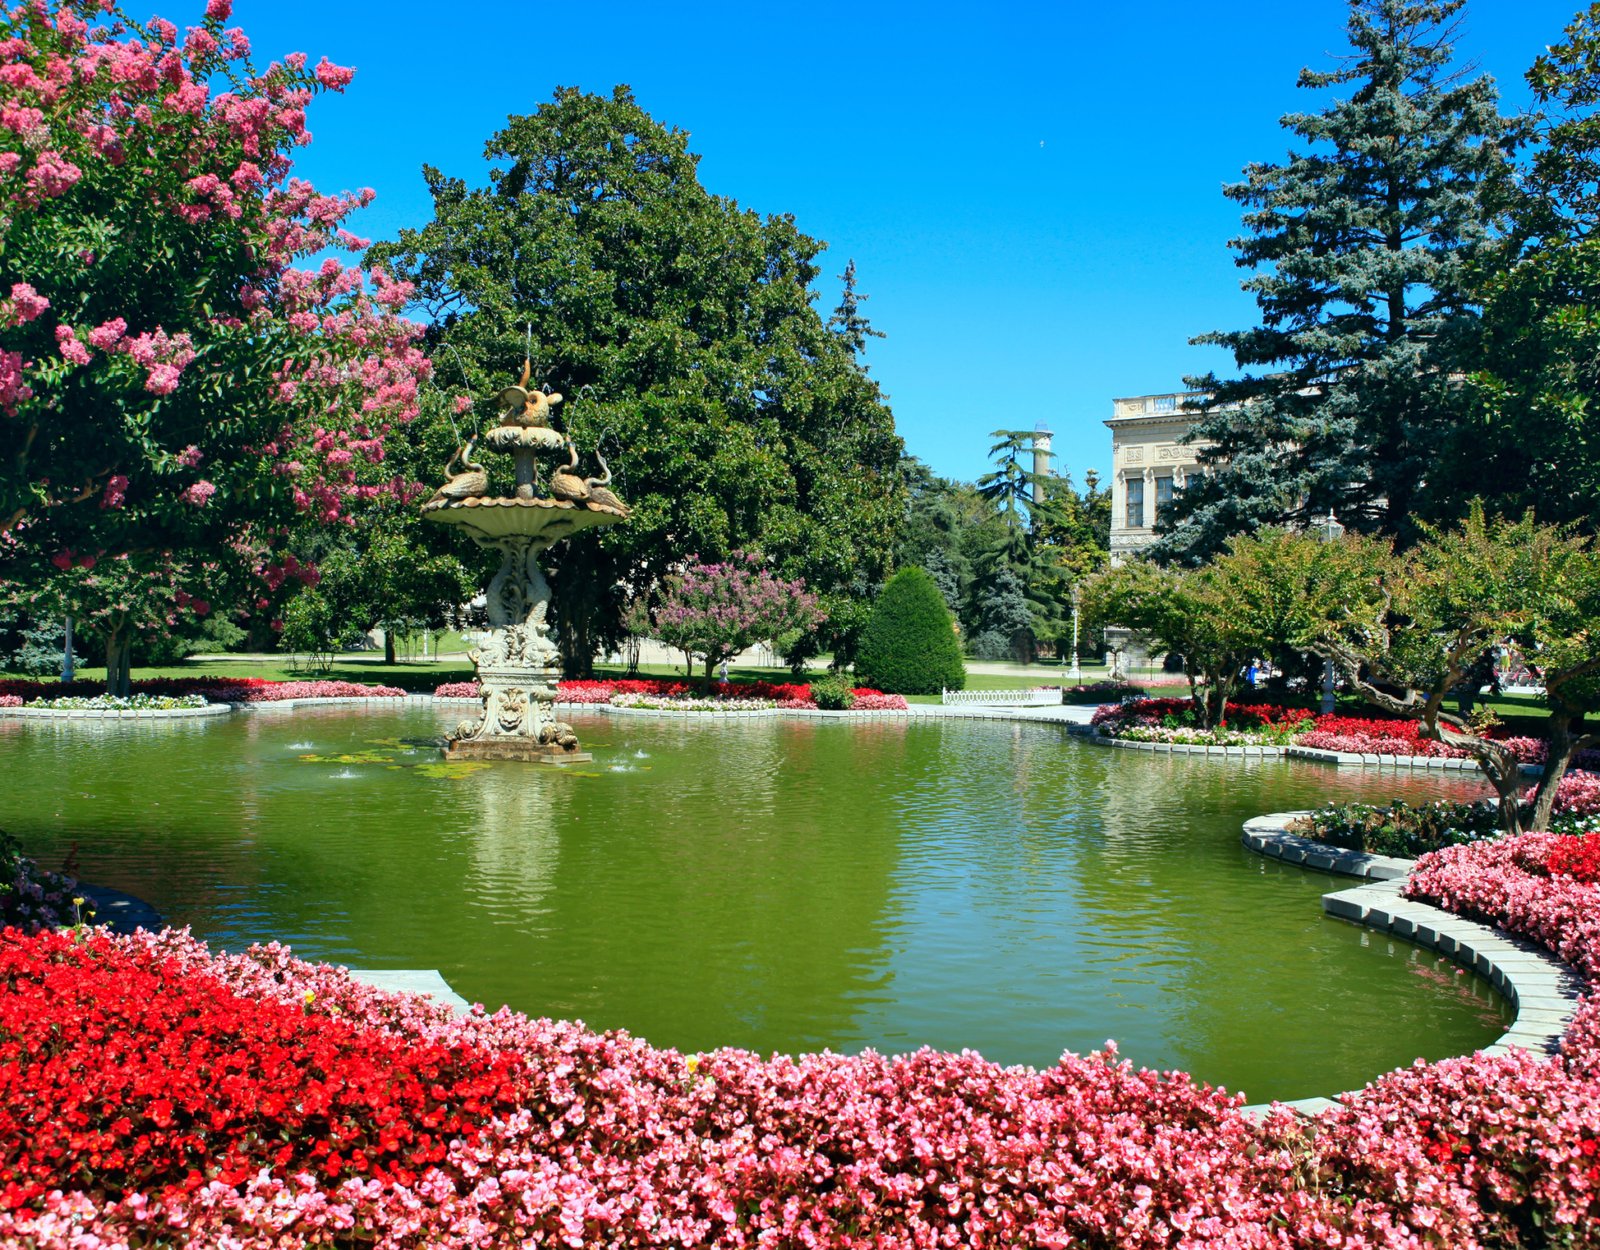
<box><xmin>422</xmin><ymin>365</ymin><xmax>628</xmax><ymax>763</ymax></box>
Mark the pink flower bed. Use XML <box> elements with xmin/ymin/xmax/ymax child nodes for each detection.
<box><xmin>7</xmin><ymin>834</ymin><xmax>1600</xmax><ymax>1247</ymax></box>
<box><xmin>1525</xmin><ymin>770</ymin><xmax>1600</xmax><ymax>819</ymax></box>
<box><xmin>0</xmin><ymin>927</ymin><xmax>1318</xmax><ymax>1248</ymax></box>
<box><xmin>0</xmin><ymin>695</ymin><xmax>20</xmax><ymax>708</ymax></box>
<box><xmin>1406</xmin><ymin>832</ymin><xmax>1600</xmax><ymax>1074</ymax></box>
<box><xmin>224</xmin><ymin>679</ymin><xmax>407</xmax><ymax>702</ymax></box>
<box><xmin>432</xmin><ymin>680</ymin><xmax>480</xmax><ymax>699</ymax></box>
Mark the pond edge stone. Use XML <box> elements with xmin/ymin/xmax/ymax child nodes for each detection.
<box><xmin>1239</xmin><ymin>812</ymin><xmax>1587</xmax><ymax>1119</ymax></box>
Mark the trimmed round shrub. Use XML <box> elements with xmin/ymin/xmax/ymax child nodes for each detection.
<box><xmin>855</xmin><ymin>568</ymin><xmax>966</xmax><ymax>695</ymax></box>
<box><xmin>809</xmin><ymin>673</ymin><xmax>856</xmax><ymax>710</ymax></box>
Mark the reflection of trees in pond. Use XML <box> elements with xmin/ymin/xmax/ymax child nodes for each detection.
<box><xmin>515</xmin><ymin>717</ymin><xmax>909</xmax><ymax>1057</ymax></box>
<box><xmin>0</xmin><ymin>715</ymin><xmax>268</xmax><ymax>935</ymax></box>
<box><xmin>1066</xmin><ymin>750</ymin><xmax>1507</xmax><ymax>1101</ymax></box>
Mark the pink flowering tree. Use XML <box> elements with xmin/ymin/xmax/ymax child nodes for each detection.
<box><xmin>0</xmin><ymin>0</ymin><xmax>429</xmax><ymax>691</ymax></box>
<box><xmin>649</xmin><ymin>553</ymin><xmax>824</xmax><ymax>678</ymax></box>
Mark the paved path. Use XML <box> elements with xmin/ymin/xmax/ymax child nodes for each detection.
<box><xmin>345</xmin><ymin>969</ymin><xmax>472</xmax><ymax>1015</ymax></box>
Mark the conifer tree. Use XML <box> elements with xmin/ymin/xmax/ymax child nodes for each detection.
<box><xmin>827</xmin><ymin>260</ymin><xmax>885</xmax><ymax>361</ymax></box>
<box><xmin>1157</xmin><ymin>0</ymin><xmax>1521</xmax><ymax>561</ymax></box>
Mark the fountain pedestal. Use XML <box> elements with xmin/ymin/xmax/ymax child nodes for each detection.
<box><xmin>422</xmin><ymin>404</ymin><xmax>627</xmax><ymax>761</ymax></box>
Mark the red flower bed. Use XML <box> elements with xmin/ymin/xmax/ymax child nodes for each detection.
<box><xmin>441</xmin><ymin>678</ymin><xmax>910</xmax><ymax>711</ymax></box>
<box><xmin>4</xmin><ymin>827</ymin><xmax>1600</xmax><ymax>1244</ymax></box>
<box><xmin>1548</xmin><ymin>833</ymin><xmax>1600</xmax><ymax>884</ymax></box>
<box><xmin>1090</xmin><ymin>697</ymin><xmax>1311</xmax><ymax>734</ymax></box>
<box><xmin>0</xmin><ymin>929</ymin><xmax>527</xmax><ymax>1209</ymax></box>
<box><xmin>0</xmin><ymin>928</ymin><xmax>1306</xmax><ymax>1247</ymax></box>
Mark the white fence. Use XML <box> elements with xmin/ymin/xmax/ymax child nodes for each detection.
<box><xmin>941</xmin><ymin>688</ymin><xmax>1061</xmax><ymax>707</ymax></box>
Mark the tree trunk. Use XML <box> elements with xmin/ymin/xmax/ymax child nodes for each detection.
<box><xmin>1432</xmin><ymin>723</ymin><xmax>1526</xmax><ymax>836</ymax></box>
<box><xmin>384</xmin><ymin>628</ymin><xmax>397</xmax><ymax>666</ymax></box>
<box><xmin>1197</xmin><ymin>669</ymin><xmax>1235</xmax><ymax>729</ymax></box>
<box><xmin>1529</xmin><ymin>712</ymin><xmax>1591</xmax><ymax>832</ymax></box>
<box><xmin>104</xmin><ymin>633</ymin><xmax>131</xmax><ymax>698</ymax></box>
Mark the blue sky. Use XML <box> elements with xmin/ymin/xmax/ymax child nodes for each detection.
<box><xmin>236</xmin><ymin>0</ymin><xmax>1581</xmax><ymax>486</ymax></box>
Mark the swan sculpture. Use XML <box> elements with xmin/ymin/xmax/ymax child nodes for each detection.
<box><xmin>548</xmin><ymin>439</ymin><xmax>591</xmax><ymax>503</ymax></box>
<box><xmin>583</xmin><ymin>450</ymin><xmax>628</xmax><ymax>514</ymax></box>
<box><xmin>429</xmin><ymin>437</ymin><xmax>489</xmax><ymax>502</ymax></box>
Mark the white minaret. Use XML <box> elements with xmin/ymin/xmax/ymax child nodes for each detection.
<box><xmin>1030</xmin><ymin>423</ymin><xmax>1053</xmax><ymax>504</ymax></box>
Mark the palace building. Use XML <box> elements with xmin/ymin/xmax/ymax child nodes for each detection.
<box><xmin>1104</xmin><ymin>391</ymin><xmax>1215</xmax><ymax>564</ymax></box>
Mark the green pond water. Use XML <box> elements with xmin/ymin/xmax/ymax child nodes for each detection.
<box><xmin>0</xmin><ymin>706</ymin><xmax>1510</xmax><ymax>1103</ymax></box>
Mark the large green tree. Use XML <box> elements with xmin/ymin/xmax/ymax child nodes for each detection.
<box><xmin>370</xmin><ymin>86</ymin><xmax>902</xmax><ymax>675</ymax></box>
<box><xmin>1083</xmin><ymin>529</ymin><xmax>1374</xmax><ymax>727</ymax></box>
<box><xmin>1157</xmin><ymin>0</ymin><xmax>1521</xmax><ymax>561</ymax></box>
<box><xmin>1440</xmin><ymin>3</ymin><xmax>1600</xmax><ymax>527</ymax></box>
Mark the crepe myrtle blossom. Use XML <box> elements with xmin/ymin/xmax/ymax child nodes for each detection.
<box><xmin>0</xmin><ymin>0</ymin><xmax>431</xmax><ymax>590</ymax></box>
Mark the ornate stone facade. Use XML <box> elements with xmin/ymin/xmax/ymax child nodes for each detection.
<box><xmin>422</xmin><ymin>365</ymin><xmax>629</xmax><ymax>763</ymax></box>
<box><xmin>1104</xmin><ymin>391</ymin><xmax>1216</xmax><ymax>565</ymax></box>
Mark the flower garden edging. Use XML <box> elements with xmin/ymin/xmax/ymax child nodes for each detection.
<box><xmin>1239</xmin><ymin>811</ymin><xmax>1589</xmax><ymax>1118</ymax></box>
<box><xmin>1088</xmin><ymin>731</ymin><xmax>1288</xmax><ymax>758</ymax></box>
<box><xmin>0</xmin><ymin>702</ymin><xmax>234</xmax><ymax>720</ymax></box>
<box><xmin>1241</xmin><ymin>812</ymin><xmax>1412</xmax><ymax>881</ymax></box>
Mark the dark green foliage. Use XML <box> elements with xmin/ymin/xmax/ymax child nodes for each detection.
<box><xmin>0</xmin><ymin>614</ymin><xmax>63</xmax><ymax>677</ymax></box>
<box><xmin>969</xmin><ymin>565</ymin><xmax>1035</xmax><ymax>662</ymax></box>
<box><xmin>1441</xmin><ymin>4</ymin><xmax>1600</xmax><ymax>530</ymax></box>
<box><xmin>808</xmin><ymin>672</ymin><xmax>856</xmax><ymax>710</ymax></box>
<box><xmin>1158</xmin><ymin>0</ymin><xmax>1522</xmax><ymax>560</ymax></box>
<box><xmin>136</xmin><ymin>614</ymin><xmax>247</xmax><ymax>667</ymax></box>
<box><xmin>1291</xmin><ymin>800</ymin><xmax>1502</xmax><ymax>857</ymax></box>
<box><xmin>892</xmin><ymin>457</ymin><xmax>991</xmax><ymax>624</ymax></box>
<box><xmin>279</xmin><ymin>588</ymin><xmax>337</xmax><ymax>675</ymax></box>
<box><xmin>855</xmin><ymin>568</ymin><xmax>965</xmax><ymax>695</ymax></box>
<box><xmin>293</xmin><ymin>495</ymin><xmax>478</xmax><ymax>660</ymax></box>
<box><xmin>370</xmin><ymin>86</ymin><xmax>903</xmax><ymax>675</ymax></box>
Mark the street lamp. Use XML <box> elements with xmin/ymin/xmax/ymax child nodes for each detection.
<box><xmin>1069</xmin><ymin>583</ymin><xmax>1082</xmax><ymax>684</ymax></box>
<box><xmin>1316</xmin><ymin>508</ymin><xmax>1344</xmax><ymax>714</ymax></box>
<box><xmin>60</xmin><ymin>614</ymin><xmax>74</xmax><ymax>682</ymax></box>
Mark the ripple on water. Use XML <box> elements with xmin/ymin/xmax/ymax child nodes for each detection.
<box><xmin>0</xmin><ymin>707</ymin><xmax>1512</xmax><ymax>1103</ymax></box>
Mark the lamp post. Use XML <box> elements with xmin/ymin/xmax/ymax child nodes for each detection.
<box><xmin>1316</xmin><ymin>508</ymin><xmax>1344</xmax><ymax>714</ymax></box>
<box><xmin>60</xmin><ymin>615</ymin><xmax>74</xmax><ymax>682</ymax></box>
<box><xmin>1069</xmin><ymin>583</ymin><xmax>1082</xmax><ymax>683</ymax></box>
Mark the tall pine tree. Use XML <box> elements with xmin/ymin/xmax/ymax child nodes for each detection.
<box><xmin>1156</xmin><ymin>0</ymin><xmax>1521</xmax><ymax>561</ymax></box>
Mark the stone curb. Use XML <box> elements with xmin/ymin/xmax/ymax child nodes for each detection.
<box><xmin>1240</xmin><ymin>814</ymin><xmax>1412</xmax><ymax>882</ymax></box>
<box><xmin>1239</xmin><ymin>812</ymin><xmax>1588</xmax><ymax>1118</ymax></box>
<box><xmin>0</xmin><ymin>703</ymin><xmax>234</xmax><ymax>720</ymax></box>
<box><xmin>1</xmin><ymin>691</ymin><xmax>1098</xmax><ymax>732</ymax></box>
<box><xmin>1089</xmin><ymin>731</ymin><xmax>1287</xmax><ymax>758</ymax></box>
<box><xmin>1086</xmin><ymin>732</ymin><xmax>1545</xmax><ymax>774</ymax></box>
<box><xmin>346</xmin><ymin>969</ymin><xmax>472</xmax><ymax>1016</ymax></box>
<box><xmin>1284</xmin><ymin>745</ymin><xmax>1542</xmax><ymax>776</ymax></box>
